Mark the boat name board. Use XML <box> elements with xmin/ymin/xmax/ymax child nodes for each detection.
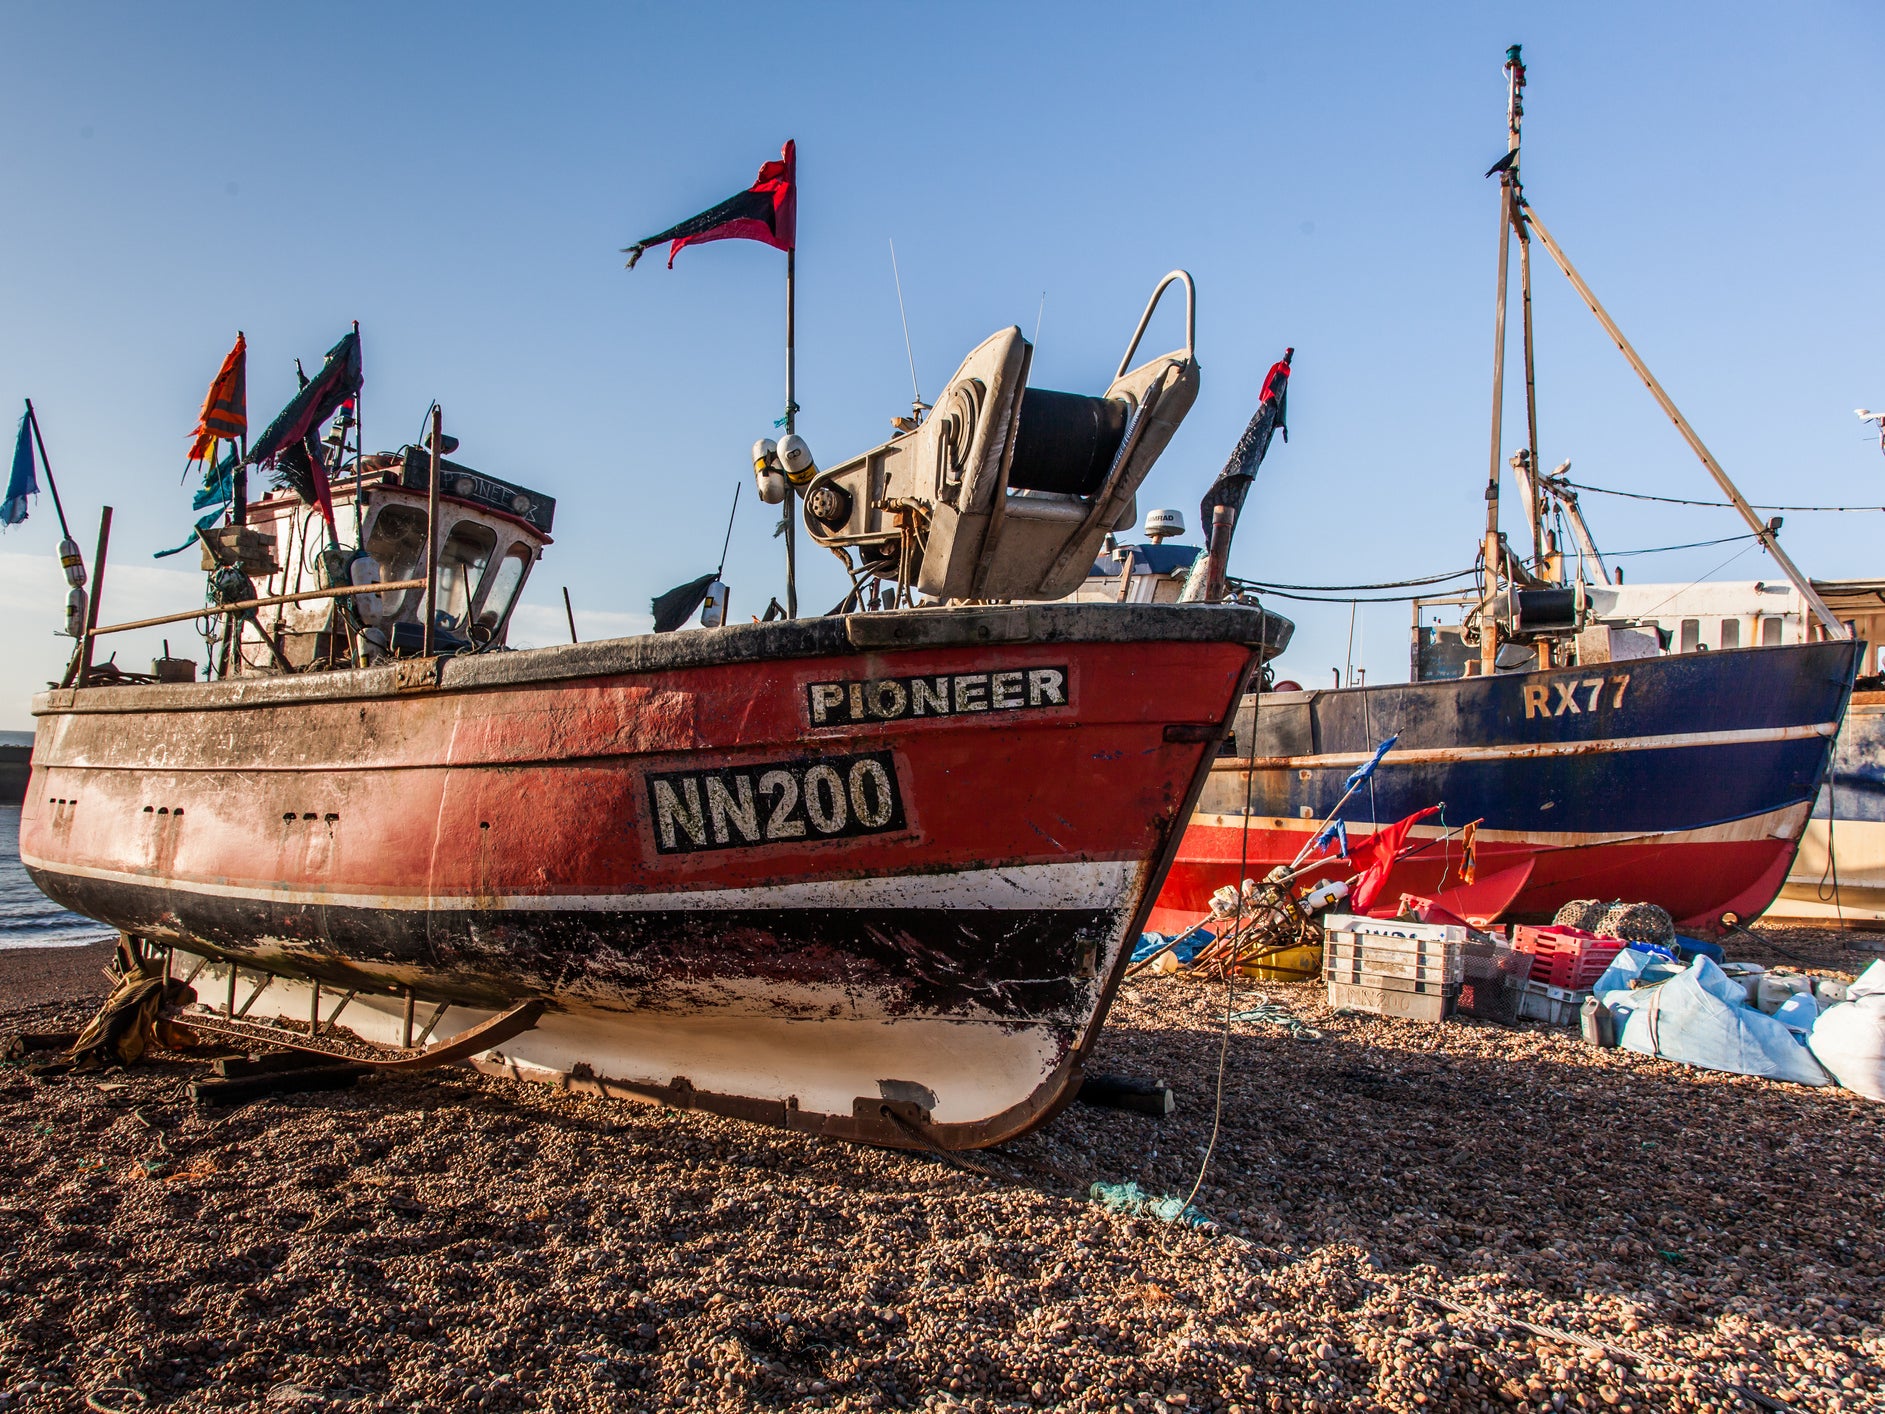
<box><xmin>806</xmin><ymin>666</ymin><xmax>1068</xmax><ymax>726</ymax></box>
<box><xmin>1522</xmin><ymin>673</ymin><xmax>1630</xmax><ymax>720</ymax></box>
<box><xmin>648</xmin><ymin>750</ymin><xmax>906</xmax><ymax>854</ymax></box>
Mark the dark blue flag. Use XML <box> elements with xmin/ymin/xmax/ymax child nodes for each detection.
<box><xmin>3</xmin><ymin>409</ymin><xmax>37</xmax><ymax>526</ymax></box>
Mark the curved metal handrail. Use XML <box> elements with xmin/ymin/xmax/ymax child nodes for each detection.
<box><xmin>1115</xmin><ymin>269</ymin><xmax>1196</xmax><ymax>381</ymax></box>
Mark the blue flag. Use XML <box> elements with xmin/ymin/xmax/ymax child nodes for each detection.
<box><xmin>1343</xmin><ymin>734</ymin><xmax>1399</xmax><ymax>792</ymax></box>
<box><xmin>3</xmin><ymin>409</ymin><xmax>37</xmax><ymax>526</ymax></box>
<box><xmin>1312</xmin><ymin>817</ymin><xmax>1350</xmax><ymax>860</ymax></box>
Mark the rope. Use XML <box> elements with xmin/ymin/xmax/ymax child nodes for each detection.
<box><xmin>1228</xmin><ymin>992</ymin><xmax>1323</xmax><ymax>1041</ymax></box>
<box><xmin>1177</xmin><ymin>666</ymin><xmax>1262</xmax><ymax>1217</ymax></box>
<box><xmin>1562</xmin><ymin>478</ymin><xmax>1885</xmax><ymax>514</ymax></box>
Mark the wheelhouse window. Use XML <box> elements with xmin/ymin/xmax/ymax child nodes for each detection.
<box><xmin>437</xmin><ymin>522</ymin><xmax>497</xmax><ymax>630</ymax></box>
<box><xmin>1679</xmin><ymin>618</ymin><xmax>1701</xmax><ymax>652</ymax></box>
<box><xmin>1760</xmin><ymin>616</ymin><xmax>1783</xmax><ymax>646</ymax></box>
<box><xmin>478</xmin><ymin>545</ymin><xmax>533</xmax><ymax>635</ymax></box>
<box><xmin>1719</xmin><ymin>618</ymin><xmax>1740</xmax><ymax>650</ymax></box>
<box><xmin>365</xmin><ymin>505</ymin><xmax>429</xmax><ymax>580</ymax></box>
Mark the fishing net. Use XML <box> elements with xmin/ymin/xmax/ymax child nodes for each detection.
<box><xmin>1552</xmin><ymin>898</ymin><xmax>1676</xmax><ymax>948</ymax></box>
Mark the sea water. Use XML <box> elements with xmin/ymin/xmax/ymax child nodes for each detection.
<box><xmin>0</xmin><ymin>803</ymin><xmax>114</xmax><ymax>949</ymax></box>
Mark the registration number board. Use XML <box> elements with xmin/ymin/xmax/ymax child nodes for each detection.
<box><xmin>647</xmin><ymin>750</ymin><xmax>906</xmax><ymax>855</ymax></box>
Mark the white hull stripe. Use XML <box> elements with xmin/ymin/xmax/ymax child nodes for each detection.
<box><xmin>17</xmin><ymin>856</ymin><xmax>1142</xmax><ymax>915</ymax></box>
<box><xmin>1220</xmin><ymin>722</ymin><xmax>1837</xmax><ymax>773</ymax></box>
<box><xmin>1190</xmin><ymin>801</ymin><xmax>1812</xmax><ymax>850</ymax></box>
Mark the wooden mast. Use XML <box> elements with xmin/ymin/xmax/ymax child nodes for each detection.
<box><xmin>1480</xmin><ymin>45</ymin><xmax>1524</xmax><ymax>675</ymax></box>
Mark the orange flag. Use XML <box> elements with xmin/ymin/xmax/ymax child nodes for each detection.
<box><xmin>188</xmin><ymin>333</ymin><xmax>246</xmax><ymax>462</ymax></box>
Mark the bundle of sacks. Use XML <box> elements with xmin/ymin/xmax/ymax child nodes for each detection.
<box><xmin>1591</xmin><ymin>951</ymin><xmax>1885</xmax><ymax>1099</ymax></box>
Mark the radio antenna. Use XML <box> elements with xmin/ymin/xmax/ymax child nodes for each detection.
<box><xmin>1033</xmin><ymin>291</ymin><xmax>1046</xmax><ymax>346</ymax></box>
<box><xmin>716</xmin><ymin>481</ymin><xmax>741</xmax><ymax>577</ymax></box>
<box><xmin>889</xmin><ymin>238</ymin><xmax>924</xmax><ymax>421</ymax></box>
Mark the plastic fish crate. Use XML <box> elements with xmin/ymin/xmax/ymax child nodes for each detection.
<box><xmin>1511</xmin><ymin>926</ymin><xmax>1625</xmax><ymax>991</ymax></box>
<box><xmin>1509</xmin><ymin>978</ymin><xmax>1587</xmax><ymax>1026</ymax></box>
<box><xmin>1322</xmin><ymin>916</ymin><xmax>1466</xmax><ymax>986</ymax></box>
<box><xmin>1327</xmin><ymin>979</ymin><xmax>1460</xmax><ymax>1023</ymax></box>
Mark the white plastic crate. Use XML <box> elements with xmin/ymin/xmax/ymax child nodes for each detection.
<box><xmin>1323</xmin><ymin>915</ymin><xmax>1465</xmax><ymax>988</ymax></box>
<box><xmin>1510</xmin><ymin>978</ymin><xmax>1585</xmax><ymax>1025</ymax></box>
<box><xmin>1326</xmin><ymin>979</ymin><xmax>1458</xmax><ymax>1023</ymax></box>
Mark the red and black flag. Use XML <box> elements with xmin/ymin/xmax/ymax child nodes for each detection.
<box><xmin>248</xmin><ymin>328</ymin><xmax>362</xmax><ymax>535</ymax></box>
<box><xmin>188</xmin><ymin>333</ymin><xmax>247</xmax><ymax>464</ymax></box>
<box><xmin>1199</xmin><ymin>347</ymin><xmax>1292</xmax><ymax>536</ymax></box>
<box><xmin>622</xmin><ymin>141</ymin><xmax>796</xmax><ymax>270</ymax></box>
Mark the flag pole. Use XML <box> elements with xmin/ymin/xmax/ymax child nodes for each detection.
<box><xmin>23</xmin><ymin>401</ymin><xmax>74</xmax><ymax>542</ymax></box>
<box><xmin>783</xmin><ymin>247</ymin><xmax>799</xmax><ymax>619</ymax></box>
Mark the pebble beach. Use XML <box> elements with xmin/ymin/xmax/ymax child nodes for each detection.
<box><xmin>1</xmin><ymin>926</ymin><xmax>1880</xmax><ymax>1414</ymax></box>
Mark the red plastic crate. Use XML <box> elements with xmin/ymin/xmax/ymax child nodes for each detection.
<box><xmin>1510</xmin><ymin>925</ymin><xmax>1625</xmax><ymax>990</ymax></box>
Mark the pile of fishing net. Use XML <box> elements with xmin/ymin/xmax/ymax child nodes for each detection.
<box><xmin>1551</xmin><ymin>898</ymin><xmax>1676</xmax><ymax>949</ymax></box>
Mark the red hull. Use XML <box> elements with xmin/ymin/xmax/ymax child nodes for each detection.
<box><xmin>22</xmin><ymin>604</ymin><xmax>1284</xmax><ymax>1148</ymax></box>
<box><xmin>1147</xmin><ymin>806</ymin><xmax>1809</xmax><ymax>938</ymax></box>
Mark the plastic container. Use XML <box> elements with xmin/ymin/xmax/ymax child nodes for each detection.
<box><xmin>1238</xmin><ymin>943</ymin><xmax>1323</xmax><ymax>982</ymax></box>
<box><xmin>1327</xmin><ymin>979</ymin><xmax>1459</xmax><ymax>1023</ymax></box>
<box><xmin>1580</xmin><ymin>994</ymin><xmax>1617</xmax><ymax>1047</ymax></box>
<box><xmin>1511</xmin><ymin>926</ymin><xmax>1626</xmax><ymax>991</ymax></box>
<box><xmin>1511</xmin><ymin>978</ymin><xmax>1586</xmax><ymax>1026</ymax></box>
<box><xmin>1675</xmin><ymin>936</ymin><xmax>1726</xmax><ymax>964</ymax></box>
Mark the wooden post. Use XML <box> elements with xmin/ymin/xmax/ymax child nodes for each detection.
<box><xmin>1523</xmin><ymin>205</ymin><xmax>1846</xmax><ymax>638</ymax></box>
<box><xmin>424</xmin><ymin>405</ymin><xmax>443</xmax><ymax>656</ymax></box>
<box><xmin>1204</xmin><ymin>506</ymin><xmax>1234</xmax><ymax>603</ymax></box>
<box><xmin>75</xmin><ymin>506</ymin><xmax>111</xmax><ymax>688</ymax></box>
<box><xmin>402</xmin><ymin>987</ymin><xmax>416</xmax><ymax>1049</ymax></box>
<box><xmin>782</xmin><ymin>248</ymin><xmax>799</xmax><ymax>620</ymax></box>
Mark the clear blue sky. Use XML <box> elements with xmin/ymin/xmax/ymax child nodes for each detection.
<box><xmin>0</xmin><ymin>2</ymin><xmax>1879</xmax><ymax>720</ymax></box>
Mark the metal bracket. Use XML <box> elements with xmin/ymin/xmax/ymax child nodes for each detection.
<box><xmin>394</xmin><ymin>657</ymin><xmax>443</xmax><ymax>692</ymax></box>
<box><xmin>188</xmin><ymin>997</ymin><xmax>545</xmax><ymax>1073</ymax></box>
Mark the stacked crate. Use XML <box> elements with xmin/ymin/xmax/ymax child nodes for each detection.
<box><xmin>1510</xmin><ymin>925</ymin><xmax>1626</xmax><ymax>990</ymax></box>
<box><xmin>1322</xmin><ymin>915</ymin><xmax>1467</xmax><ymax>1022</ymax></box>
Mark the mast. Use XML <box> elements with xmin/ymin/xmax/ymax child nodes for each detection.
<box><xmin>1480</xmin><ymin>45</ymin><xmax>1524</xmax><ymax>674</ymax></box>
<box><xmin>1508</xmin><ymin>44</ymin><xmax>1544</xmax><ymax>571</ymax></box>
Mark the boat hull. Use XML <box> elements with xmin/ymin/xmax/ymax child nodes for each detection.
<box><xmin>20</xmin><ymin>602</ymin><xmax>1288</xmax><ymax>1148</ymax></box>
<box><xmin>1148</xmin><ymin>641</ymin><xmax>1859</xmax><ymax>937</ymax></box>
<box><xmin>1774</xmin><ymin>692</ymin><xmax>1885</xmax><ymax>924</ymax></box>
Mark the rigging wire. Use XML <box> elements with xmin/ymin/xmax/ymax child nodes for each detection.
<box><xmin>1561</xmin><ymin>479</ymin><xmax>1885</xmax><ymax>514</ymax></box>
<box><xmin>1238</xmin><ymin>567</ymin><xmax>1479</xmax><ymax>592</ymax></box>
<box><xmin>1605</xmin><ymin>531</ymin><xmax>1758</xmax><ymax>558</ymax></box>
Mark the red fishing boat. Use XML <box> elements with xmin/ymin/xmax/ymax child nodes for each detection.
<box><xmin>19</xmin><ymin>274</ymin><xmax>1292</xmax><ymax>1150</ymax></box>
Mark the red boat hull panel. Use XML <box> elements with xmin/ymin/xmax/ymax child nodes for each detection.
<box><xmin>1148</xmin><ymin>805</ymin><xmax>1810</xmax><ymax>936</ymax></box>
<box><xmin>21</xmin><ymin>605</ymin><xmax>1282</xmax><ymax>1148</ymax></box>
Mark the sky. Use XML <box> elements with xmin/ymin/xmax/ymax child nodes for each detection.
<box><xmin>0</xmin><ymin>2</ymin><xmax>1880</xmax><ymax>724</ymax></box>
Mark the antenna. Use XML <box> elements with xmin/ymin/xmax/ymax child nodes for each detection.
<box><xmin>716</xmin><ymin>482</ymin><xmax>741</xmax><ymax>577</ymax></box>
<box><xmin>888</xmin><ymin>238</ymin><xmax>924</xmax><ymax>422</ymax></box>
<box><xmin>1033</xmin><ymin>291</ymin><xmax>1046</xmax><ymax>346</ymax></box>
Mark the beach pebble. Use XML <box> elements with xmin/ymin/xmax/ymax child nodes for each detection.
<box><xmin>0</xmin><ymin>922</ymin><xmax>1879</xmax><ymax>1411</ymax></box>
